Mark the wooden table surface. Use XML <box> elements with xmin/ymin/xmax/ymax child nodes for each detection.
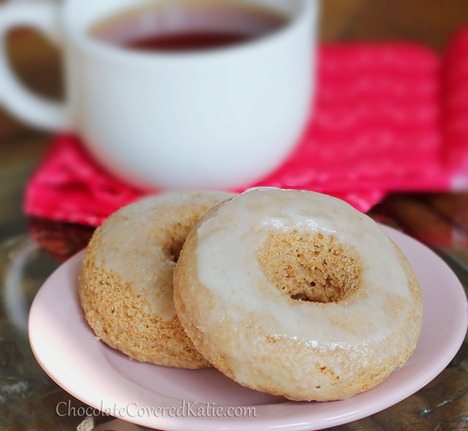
<box><xmin>0</xmin><ymin>1</ymin><xmax>467</xmax><ymax>430</ymax></box>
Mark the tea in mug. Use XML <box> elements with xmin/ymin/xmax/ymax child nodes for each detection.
<box><xmin>90</xmin><ymin>0</ymin><xmax>289</xmax><ymax>52</ymax></box>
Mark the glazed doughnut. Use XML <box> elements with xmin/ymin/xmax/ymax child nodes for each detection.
<box><xmin>174</xmin><ymin>188</ymin><xmax>423</xmax><ymax>400</ymax></box>
<box><xmin>79</xmin><ymin>191</ymin><xmax>233</xmax><ymax>369</ymax></box>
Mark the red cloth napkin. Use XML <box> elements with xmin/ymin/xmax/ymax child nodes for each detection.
<box><xmin>443</xmin><ymin>26</ymin><xmax>468</xmax><ymax>185</ymax></box>
<box><xmin>25</xmin><ymin>34</ymin><xmax>468</xmax><ymax>227</ymax></box>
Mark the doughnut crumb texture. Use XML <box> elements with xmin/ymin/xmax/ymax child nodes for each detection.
<box><xmin>258</xmin><ymin>230</ymin><xmax>361</xmax><ymax>303</ymax></box>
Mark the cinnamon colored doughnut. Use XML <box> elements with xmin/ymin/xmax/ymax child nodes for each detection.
<box><xmin>79</xmin><ymin>191</ymin><xmax>234</xmax><ymax>368</ymax></box>
<box><xmin>174</xmin><ymin>188</ymin><xmax>422</xmax><ymax>399</ymax></box>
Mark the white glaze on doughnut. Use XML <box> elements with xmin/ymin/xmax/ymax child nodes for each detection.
<box><xmin>174</xmin><ymin>187</ymin><xmax>422</xmax><ymax>400</ymax></box>
<box><xmin>197</xmin><ymin>188</ymin><xmax>410</xmax><ymax>345</ymax></box>
<box><xmin>92</xmin><ymin>191</ymin><xmax>233</xmax><ymax>321</ymax></box>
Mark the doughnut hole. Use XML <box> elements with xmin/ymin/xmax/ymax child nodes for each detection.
<box><xmin>258</xmin><ymin>230</ymin><xmax>361</xmax><ymax>303</ymax></box>
<box><xmin>162</xmin><ymin>218</ymin><xmax>200</xmax><ymax>263</ymax></box>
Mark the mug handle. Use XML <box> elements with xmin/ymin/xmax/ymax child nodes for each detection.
<box><xmin>0</xmin><ymin>2</ymin><xmax>69</xmax><ymax>131</ymax></box>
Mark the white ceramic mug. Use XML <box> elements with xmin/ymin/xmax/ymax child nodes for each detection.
<box><xmin>0</xmin><ymin>0</ymin><xmax>317</xmax><ymax>189</ymax></box>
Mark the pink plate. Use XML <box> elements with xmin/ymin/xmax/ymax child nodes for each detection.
<box><xmin>29</xmin><ymin>226</ymin><xmax>467</xmax><ymax>431</ymax></box>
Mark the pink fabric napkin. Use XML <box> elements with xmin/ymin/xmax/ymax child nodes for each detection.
<box><xmin>25</xmin><ymin>32</ymin><xmax>468</xmax><ymax>227</ymax></box>
<box><xmin>442</xmin><ymin>26</ymin><xmax>468</xmax><ymax>186</ymax></box>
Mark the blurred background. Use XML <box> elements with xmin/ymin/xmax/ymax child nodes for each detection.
<box><xmin>2</xmin><ymin>0</ymin><xmax>468</xmax><ymax>236</ymax></box>
<box><xmin>3</xmin><ymin>0</ymin><xmax>468</xmax><ymax>141</ymax></box>
<box><xmin>4</xmin><ymin>0</ymin><xmax>468</xmax><ymax>122</ymax></box>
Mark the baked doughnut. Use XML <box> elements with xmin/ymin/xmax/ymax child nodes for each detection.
<box><xmin>174</xmin><ymin>188</ymin><xmax>423</xmax><ymax>400</ymax></box>
<box><xmin>79</xmin><ymin>191</ymin><xmax>233</xmax><ymax>369</ymax></box>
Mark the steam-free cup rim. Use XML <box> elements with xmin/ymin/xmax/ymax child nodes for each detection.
<box><xmin>61</xmin><ymin>0</ymin><xmax>318</xmax><ymax>64</ymax></box>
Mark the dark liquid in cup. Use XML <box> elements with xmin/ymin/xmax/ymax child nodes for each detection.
<box><xmin>90</xmin><ymin>1</ymin><xmax>289</xmax><ymax>52</ymax></box>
